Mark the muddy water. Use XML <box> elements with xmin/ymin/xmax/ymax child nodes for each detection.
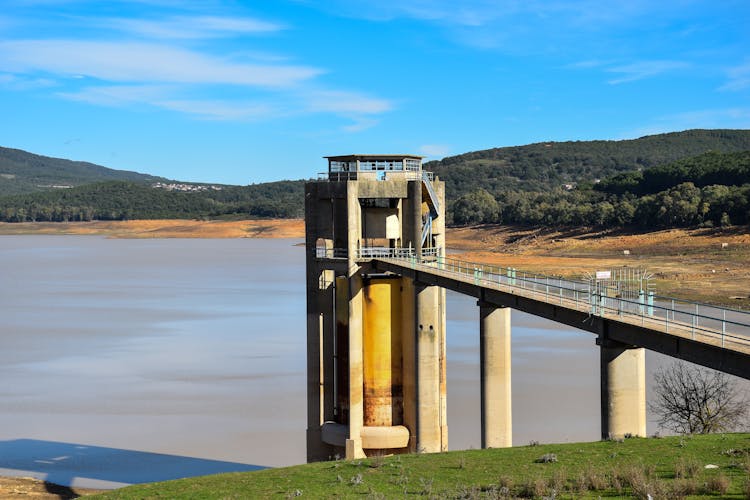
<box><xmin>0</xmin><ymin>236</ymin><xmax>710</xmax><ymax>487</ymax></box>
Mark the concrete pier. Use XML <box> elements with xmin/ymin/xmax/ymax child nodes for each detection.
<box><xmin>479</xmin><ymin>304</ymin><xmax>512</xmax><ymax>448</ymax></box>
<box><xmin>415</xmin><ymin>283</ymin><xmax>442</xmax><ymax>453</ymax></box>
<box><xmin>600</xmin><ymin>339</ymin><xmax>646</xmax><ymax>439</ymax></box>
<box><xmin>346</xmin><ymin>274</ymin><xmax>366</xmax><ymax>459</ymax></box>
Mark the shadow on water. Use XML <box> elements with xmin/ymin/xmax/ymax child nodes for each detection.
<box><xmin>0</xmin><ymin>439</ymin><xmax>266</xmax><ymax>490</ymax></box>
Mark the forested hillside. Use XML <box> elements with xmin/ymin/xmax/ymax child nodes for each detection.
<box><xmin>427</xmin><ymin>129</ymin><xmax>750</xmax><ymax>199</ymax></box>
<box><xmin>1</xmin><ymin>129</ymin><xmax>749</xmax><ymax>229</ymax></box>
<box><xmin>0</xmin><ymin>180</ymin><xmax>304</xmax><ymax>222</ymax></box>
<box><xmin>0</xmin><ymin>146</ymin><xmax>167</xmax><ymax>195</ymax></box>
<box><xmin>450</xmin><ymin>151</ymin><xmax>750</xmax><ymax>228</ymax></box>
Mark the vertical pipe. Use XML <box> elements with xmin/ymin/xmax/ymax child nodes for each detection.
<box><xmin>335</xmin><ymin>277</ymin><xmax>350</xmax><ymax>425</ymax></box>
<box><xmin>401</xmin><ymin>278</ymin><xmax>417</xmax><ymax>453</ymax></box>
<box><xmin>346</xmin><ymin>274</ymin><xmax>365</xmax><ymax>459</ymax></box>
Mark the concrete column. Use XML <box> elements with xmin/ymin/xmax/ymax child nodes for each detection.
<box><xmin>346</xmin><ymin>182</ymin><xmax>360</xmax><ymax>260</ymax></box>
<box><xmin>439</xmin><ymin>286</ymin><xmax>448</xmax><ymax>451</ymax></box>
<box><xmin>346</xmin><ymin>274</ymin><xmax>366</xmax><ymax>459</ymax></box>
<box><xmin>415</xmin><ymin>283</ymin><xmax>441</xmax><ymax>453</ymax></box>
<box><xmin>479</xmin><ymin>304</ymin><xmax>512</xmax><ymax>448</ymax></box>
<box><xmin>304</xmin><ymin>184</ymin><xmax>334</xmax><ymax>462</ymax></box>
<box><xmin>400</xmin><ymin>279</ymin><xmax>417</xmax><ymax>453</ymax></box>
<box><xmin>600</xmin><ymin>339</ymin><xmax>646</xmax><ymax>439</ymax></box>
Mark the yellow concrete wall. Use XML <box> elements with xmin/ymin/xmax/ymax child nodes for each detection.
<box><xmin>362</xmin><ymin>278</ymin><xmax>403</xmax><ymax>427</ymax></box>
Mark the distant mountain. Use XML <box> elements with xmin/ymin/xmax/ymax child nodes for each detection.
<box><xmin>425</xmin><ymin>129</ymin><xmax>750</xmax><ymax>199</ymax></box>
<box><xmin>0</xmin><ymin>146</ymin><xmax>168</xmax><ymax>196</ymax></box>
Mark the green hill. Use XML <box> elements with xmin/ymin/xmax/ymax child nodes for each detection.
<box><xmin>2</xmin><ymin>129</ymin><xmax>750</xmax><ymax>227</ymax></box>
<box><xmin>448</xmin><ymin>150</ymin><xmax>750</xmax><ymax>228</ymax></box>
<box><xmin>426</xmin><ymin>129</ymin><xmax>750</xmax><ymax>199</ymax></box>
<box><xmin>0</xmin><ymin>146</ymin><xmax>167</xmax><ymax>196</ymax></box>
<box><xmin>0</xmin><ymin>180</ymin><xmax>305</xmax><ymax>222</ymax></box>
<box><xmin>95</xmin><ymin>434</ymin><xmax>750</xmax><ymax>499</ymax></box>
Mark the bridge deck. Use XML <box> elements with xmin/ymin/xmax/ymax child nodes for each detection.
<box><xmin>367</xmin><ymin>255</ymin><xmax>750</xmax><ymax>380</ymax></box>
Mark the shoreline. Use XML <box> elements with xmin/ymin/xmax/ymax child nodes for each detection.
<box><xmin>0</xmin><ymin>219</ymin><xmax>304</xmax><ymax>239</ymax></box>
<box><xmin>1</xmin><ymin>219</ymin><xmax>748</xmax><ymax>307</ymax></box>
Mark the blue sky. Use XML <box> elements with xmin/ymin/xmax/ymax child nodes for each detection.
<box><xmin>1</xmin><ymin>0</ymin><xmax>748</xmax><ymax>184</ymax></box>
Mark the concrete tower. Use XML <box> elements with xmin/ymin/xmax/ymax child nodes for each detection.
<box><xmin>305</xmin><ymin>155</ymin><xmax>448</xmax><ymax>461</ymax></box>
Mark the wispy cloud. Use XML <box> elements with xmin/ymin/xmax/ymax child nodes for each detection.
<box><xmin>606</xmin><ymin>60</ymin><xmax>689</xmax><ymax>84</ymax></box>
<box><xmin>103</xmin><ymin>15</ymin><xmax>284</xmax><ymax>39</ymax></box>
<box><xmin>342</xmin><ymin>118</ymin><xmax>380</xmax><ymax>133</ymax></box>
<box><xmin>305</xmin><ymin>0</ymin><xmax>677</xmax><ymax>50</ymax></box>
<box><xmin>0</xmin><ymin>40</ymin><xmax>320</xmax><ymax>87</ymax></box>
<box><xmin>306</xmin><ymin>90</ymin><xmax>392</xmax><ymax>114</ymax></box>
<box><xmin>0</xmin><ymin>72</ymin><xmax>56</xmax><ymax>90</ymax></box>
<box><xmin>60</xmin><ymin>84</ymin><xmax>279</xmax><ymax>120</ymax></box>
<box><xmin>59</xmin><ymin>84</ymin><xmax>174</xmax><ymax>107</ymax></box>
<box><xmin>719</xmin><ymin>60</ymin><xmax>750</xmax><ymax>91</ymax></box>
<box><xmin>419</xmin><ymin>144</ymin><xmax>450</xmax><ymax>158</ymax></box>
<box><xmin>0</xmin><ymin>9</ymin><xmax>395</xmax><ymax>125</ymax></box>
<box><xmin>155</xmin><ymin>99</ymin><xmax>276</xmax><ymax>121</ymax></box>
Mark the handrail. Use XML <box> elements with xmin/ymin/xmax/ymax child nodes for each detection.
<box><xmin>421</xmin><ymin>171</ymin><xmax>440</xmax><ymax>216</ymax></box>
<box><xmin>315</xmin><ymin>246</ymin><xmax>442</xmax><ymax>259</ymax></box>
<box><xmin>374</xmin><ymin>254</ymin><xmax>750</xmax><ymax>352</ymax></box>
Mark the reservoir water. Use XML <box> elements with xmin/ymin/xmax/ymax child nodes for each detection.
<box><xmin>0</xmin><ymin>236</ymin><xmax>693</xmax><ymax>488</ymax></box>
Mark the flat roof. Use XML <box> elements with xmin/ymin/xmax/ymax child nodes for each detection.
<box><xmin>324</xmin><ymin>154</ymin><xmax>424</xmax><ymax>161</ymax></box>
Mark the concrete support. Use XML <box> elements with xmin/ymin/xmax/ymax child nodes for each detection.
<box><xmin>305</xmin><ymin>185</ymin><xmax>335</xmax><ymax>462</ymax></box>
<box><xmin>346</xmin><ymin>274</ymin><xmax>366</xmax><ymax>459</ymax></box>
<box><xmin>415</xmin><ymin>283</ymin><xmax>441</xmax><ymax>453</ymax></box>
<box><xmin>479</xmin><ymin>304</ymin><xmax>512</xmax><ymax>448</ymax></box>
<box><xmin>401</xmin><ymin>279</ymin><xmax>417</xmax><ymax>452</ymax></box>
<box><xmin>439</xmin><ymin>286</ymin><xmax>448</xmax><ymax>451</ymax></box>
<box><xmin>600</xmin><ymin>340</ymin><xmax>646</xmax><ymax>439</ymax></box>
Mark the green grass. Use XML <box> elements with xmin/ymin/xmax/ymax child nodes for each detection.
<box><xmin>94</xmin><ymin>434</ymin><xmax>750</xmax><ymax>499</ymax></box>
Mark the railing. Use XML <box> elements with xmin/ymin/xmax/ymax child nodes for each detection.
<box><xmin>319</xmin><ymin>171</ymin><xmax>359</xmax><ymax>181</ymax></box>
<box><xmin>315</xmin><ymin>247</ymin><xmax>348</xmax><ymax>259</ymax></box>
<box><xmin>376</xmin><ymin>254</ymin><xmax>750</xmax><ymax>352</ymax></box>
<box><xmin>421</xmin><ymin>171</ymin><xmax>440</xmax><ymax>214</ymax></box>
<box><xmin>317</xmin><ymin>170</ymin><xmax>435</xmax><ymax>182</ymax></box>
<box><xmin>315</xmin><ymin>246</ymin><xmax>442</xmax><ymax>259</ymax></box>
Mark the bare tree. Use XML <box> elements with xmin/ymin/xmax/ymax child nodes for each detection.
<box><xmin>650</xmin><ymin>362</ymin><xmax>747</xmax><ymax>434</ymax></box>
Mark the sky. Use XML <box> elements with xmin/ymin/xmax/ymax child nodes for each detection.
<box><xmin>1</xmin><ymin>0</ymin><xmax>749</xmax><ymax>185</ymax></box>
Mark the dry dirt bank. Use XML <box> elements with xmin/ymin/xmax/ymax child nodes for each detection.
<box><xmin>0</xmin><ymin>476</ymin><xmax>102</xmax><ymax>499</ymax></box>
<box><xmin>447</xmin><ymin>225</ymin><xmax>750</xmax><ymax>308</ymax></box>
<box><xmin>0</xmin><ymin>219</ymin><xmax>304</xmax><ymax>239</ymax></box>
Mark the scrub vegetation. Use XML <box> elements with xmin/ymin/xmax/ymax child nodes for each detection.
<box><xmin>91</xmin><ymin>433</ymin><xmax>750</xmax><ymax>499</ymax></box>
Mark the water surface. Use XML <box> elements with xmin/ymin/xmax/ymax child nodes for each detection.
<box><xmin>0</xmin><ymin>235</ymin><xmax>714</xmax><ymax>487</ymax></box>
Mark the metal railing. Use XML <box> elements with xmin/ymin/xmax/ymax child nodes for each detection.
<box><xmin>376</xmin><ymin>254</ymin><xmax>750</xmax><ymax>352</ymax></box>
<box><xmin>315</xmin><ymin>246</ymin><xmax>442</xmax><ymax>260</ymax></box>
<box><xmin>317</xmin><ymin>170</ymin><xmax>435</xmax><ymax>182</ymax></box>
<box><xmin>421</xmin><ymin>171</ymin><xmax>439</xmax><ymax>214</ymax></box>
<box><xmin>315</xmin><ymin>247</ymin><xmax>348</xmax><ymax>259</ymax></box>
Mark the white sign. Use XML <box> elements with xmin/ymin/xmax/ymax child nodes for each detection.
<box><xmin>595</xmin><ymin>271</ymin><xmax>611</xmax><ymax>280</ymax></box>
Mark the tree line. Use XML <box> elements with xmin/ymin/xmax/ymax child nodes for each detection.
<box><xmin>1</xmin><ymin>147</ymin><xmax>749</xmax><ymax>231</ymax></box>
<box><xmin>449</xmin><ymin>151</ymin><xmax>750</xmax><ymax>229</ymax></box>
<box><xmin>0</xmin><ymin>180</ymin><xmax>305</xmax><ymax>222</ymax></box>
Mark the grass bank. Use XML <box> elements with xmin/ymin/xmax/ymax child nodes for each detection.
<box><xmin>94</xmin><ymin>434</ymin><xmax>750</xmax><ymax>499</ymax></box>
